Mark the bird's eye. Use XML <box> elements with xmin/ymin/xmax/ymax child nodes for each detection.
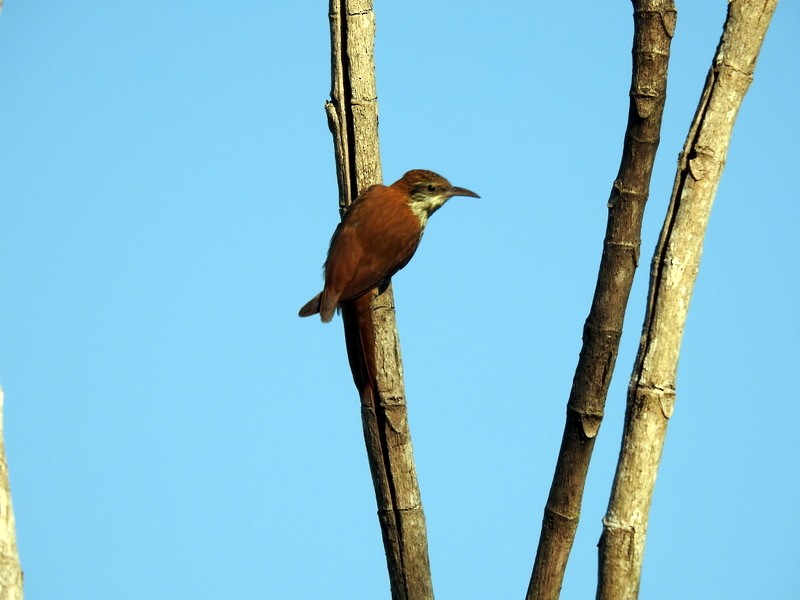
<box><xmin>426</xmin><ymin>184</ymin><xmax>436</xmax><ymax>192</ymax></box>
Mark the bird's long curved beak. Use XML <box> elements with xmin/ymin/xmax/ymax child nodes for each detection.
<box><xmin>449</xmin><ymin>186</ymin><xmax>480</xmax><ymax>199</ymax></box>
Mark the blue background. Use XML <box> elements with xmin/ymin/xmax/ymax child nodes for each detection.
<box><xmin>1</xmin><ymin>2</ymin><xmax>797</xmax><ymax>598</ymax></box>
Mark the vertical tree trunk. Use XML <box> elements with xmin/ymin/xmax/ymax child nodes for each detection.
<box><xmin>597</xmin><ymin>2</ymin><xmax>778</xmax><ymax>598</ymax></box>
<box><xmin>326</xmin><ymin>2</ymin><xmax>433</xmax><ymax>598</ymax></box>
<box><xmin>526</xmin><ymin>2</ymin><xmax>675</xmax><ymax>598</ymax></box>
<box><xmin>0</xmin><ymin>390</ymin><xmax>23</xmax><ymax>600</ymax></box>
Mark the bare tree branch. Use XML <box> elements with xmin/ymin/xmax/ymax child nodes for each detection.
<box><xmin>326</xmin><ymin>2</ymin><xmax>433</xmax><ymax>598</ymax></box>
<box><xmin>526</xmin><ymin>2</ymin><xmax>675</xmax><ymax>598</ymax></box>
<box><xmin>598</xmin><ymin>2</ymin><xmax>779</xmax><ymax>597</ymax></box>
<box><xmin>0</xmin><ymin>390</ymin><xmax>22</xmax><ymax>600</ymax></box>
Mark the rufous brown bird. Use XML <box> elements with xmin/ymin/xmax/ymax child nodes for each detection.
<box><xmin>299</xmin><ymin>169</ymin><xmax>479</xmax><ymax>322</ymax></box>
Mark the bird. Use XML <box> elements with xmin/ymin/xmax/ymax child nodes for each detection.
<box><xmin>299</xmin><ymin>169</ymin><xmax>479</xmax><ymax>322</ymax></box>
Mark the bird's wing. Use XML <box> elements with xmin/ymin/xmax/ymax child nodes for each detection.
<box><xmin>340</xmin><ymin>197</ymin><xmax>422</xmax><ymax>302</ymax></box>
<box><xmin>322</xmin><ymin>185</ymin><xmax>423</xmax><ymax>307</ymax></box>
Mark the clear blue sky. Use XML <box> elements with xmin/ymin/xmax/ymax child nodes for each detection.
<box><xmin>1</xmin><ymin>2</ymin><xmax>798</xmax><ymax>599</ymax></box>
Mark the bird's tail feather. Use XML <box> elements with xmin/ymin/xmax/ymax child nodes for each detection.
<box><xmin>298</xmin><ymin>293</ymin><xmax>322</xmax><ymax>318</ymax></box>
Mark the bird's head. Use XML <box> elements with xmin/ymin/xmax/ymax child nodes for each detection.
<box><xmin>398</xmin><ymin>169</ymin><xmax>480</xmax><ymax>226</ymax></box>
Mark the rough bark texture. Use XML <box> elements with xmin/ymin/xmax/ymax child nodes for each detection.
<box><xmin>326</xmin><ymin>2</ymin><xmax>433</xmax><ymax>598</ymax></box>
<box><xmin>597</xmin><ymin>2</ymin><xmax>778</xmax><ymax>598</ymax></box>
<box><xmin>526</xmin><ymin>3</ymin><xmax>675</xmax><ymax>598</ymax></box>
<box><xmin>0</xmin><ymin>390</ymin><xmax>23</xmax><ymax>600</ymax></box>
